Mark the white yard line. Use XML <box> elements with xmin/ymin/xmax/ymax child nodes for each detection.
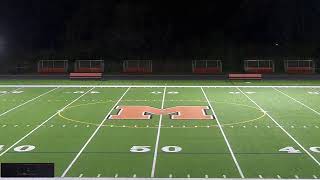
<box><xmin>61</xmin><ymin>87</ymin><xmax>131</xmax><ymax>177</ymax></box>
<box><xmin>201</xmin><ymin>87</ymin><xmax>245</xmax><ymax>178</ymax></box>
<box><xmin>236</xmin><ymin>87</ymin><xmax>320</xmax><ymax>166</ymax></box>
<box><xmin>0</xmin><ymin>85</ymin><xmax>320</xmax><ymax>88</ymax></box>
<box><xmin>151</xmin><ymin>87</ymin><xmax>167</xmax><ymax>178</ymax></box>
<box><xmin>0</xmin><ymin>87</ymin><xmax>59</xmax><ymax>118</ymax></box>
<box><xmin>273</xmin><ymin>87</ymin><xmax>320</xmax><ymax>116</ymax></box>
<box><xmin>0</xmin><ymin>87</ymin><xmax>95</xmax><ymax>157</ymax></box>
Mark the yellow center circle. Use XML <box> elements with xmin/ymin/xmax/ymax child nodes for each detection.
<box><xmin>58</xmin><ymin>100</ymin><xmax>266</xmax><ymax>128</ymax></box>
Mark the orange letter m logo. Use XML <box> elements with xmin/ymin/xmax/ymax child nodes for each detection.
<box><xmin>109</xmin><ymin>106</ymin><xmax>215</xmax><ymax>120</ymax></box>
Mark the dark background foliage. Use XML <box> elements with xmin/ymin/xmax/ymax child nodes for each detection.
<box><xmin>1</xmin><ymin>0</ymin><xmax>320</xmax><ymax>72</ymax></box>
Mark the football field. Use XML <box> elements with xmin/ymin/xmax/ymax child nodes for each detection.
<box><xmin>0</xmin><ymin>84</ymin><xmax>320</xmax><ymax>178</ymax></box>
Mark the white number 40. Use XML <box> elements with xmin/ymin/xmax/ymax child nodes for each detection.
<box><xmin>279</xmin><ymin>146</ymin><xmax>320</xmax><ymax>154</ymax></box>
<box><xmin>0</xmin><ymin>145</ymin><xmax>35</xmax><ymax>152</ymax></box>
<box><xmin>130</xmin><ymin>145</ymin><xmax>182</xmax><ymax>153</ymax></box>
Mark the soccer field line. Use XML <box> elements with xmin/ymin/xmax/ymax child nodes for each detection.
<box><xmin>201</xmin><ymin>87</ymin><xmax>245</xmax><ymax>178</ymax></box>
<box><xmin>273</xmin><ymin>87</ymin><xmax>320</xmax><ymax>117</ymax></box>
<box><xmin>0</xmin><ymin>87</ymin><xmax>58</xmax><ymax>119</ymax></box>
<box><xmin>1</xmin><ymin>85</ymin><xmax>320</xmax><ymax>88</ymax></box>
<box><xmin>0</xmin><ymin>87</ymin><xmax>95</xmax><ymax>157</ymax></box>
<box><xmin>61</xmin><ymin>87</ymin><xmax>131</xmax><ymax>177</ymax></box>
<box><xmin>236</xmin><ymin>87</ymin><xmax>320</xmax><ymax>167</ymax></box>
<box><xmin>151</xmin><ymin>87</ymin><xmax>167</xmax><ymax>178</ymax></box>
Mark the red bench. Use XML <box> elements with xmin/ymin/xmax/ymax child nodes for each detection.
<box><xmin>287</xmin><ymin>67</ymin><xmax>314</xmax><ymax>74</ymax></box>
<box><xmin>245</xmin><ymin>67</ymin><xmax>274</xmax><ymax>74</ymax></box>
<box><xmin>38</xmin><ymin>68</ymin><xmax>66</xmax><ymax>73</ymax></box>
<box><xmin>193</xmin><ymin>67</ymin><xmax>222</xmax><ymax>74</ymax></box>
<box><xmin>74</xmin><ymin>68</ymin><xmax>104</xmax><ymax>73</ymax></box>
<box><xmin>123</xmin><ymin>67</ymin><xmax>152</xmax><ymax>73</ymax></box>
<box><xmin>69</xmin><ymin>73</ymin><xmax>103</xmax><ymax>79</ymax></box>
<box><xmin>229</xmin><ymin>74</ymin><xmax>262</xmax><ymax>80</ymax></box>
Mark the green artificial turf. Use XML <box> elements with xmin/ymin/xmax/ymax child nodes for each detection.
<box><xmin>0</xmin><ymin>82</ymin><xmax>319</xmax><ymax>178</ymax></box>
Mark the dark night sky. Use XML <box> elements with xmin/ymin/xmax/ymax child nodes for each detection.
<box><xmin>1</xmin><ymin>0</ymin><xmax>320</xmax><ymax>58</ymax></box>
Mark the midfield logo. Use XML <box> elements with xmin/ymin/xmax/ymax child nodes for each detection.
<box><xmin>109</xmin><ymin>106</ymin><xmax>215</xmax><ymax>120</ymax></box>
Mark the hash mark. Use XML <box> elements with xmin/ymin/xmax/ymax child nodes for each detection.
<box><xmin>277</xmin><ymin>175</ymin><xmax>281</xmax><ymax>179</ymax></box>
<box><xmin>222</xmin><ymin>175</ymin><xmax>226</xmax><ymax>178</ymax></box>
<box><xmin>259</xmin><ymin>175</ymin><xmax>263</xmax><ymax>179</ymax></box>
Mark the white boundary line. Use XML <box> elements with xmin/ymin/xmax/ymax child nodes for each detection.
<box><xmin>201</xmin><ymin>87</ymin><xmax>245</xmax><ymax>178</ymax></box>
<box><xmin>236</xmin><ymin>87</ymin><xmax>320</xmax><ymax>166</ymax></box>
<box><xmin>151</xmin><ymin>87</ymin><xmax>167</xmax><ymax>178</ymax></box>
<box><xmin>61</xmin><ymin>87</ymin><xmax>131</xmax><ymax>177</ymax></box>
<box><xmin>0</xmin><ymin>87</ymin><xmax>95</xmax><ymax>157</ymax></box>
<box><xmin>0</xmin><ymin>87</ymin><xmax>59</xmax><ymax>118</ymax></box>
<box><xmin>0</xmin><ymin>178</ymin><xmax>316</xmax><ymax>180</ymax></box>
<box><xmin>273</xmin><ymin>87</ymin><xmax>320</xmax><ymax>116</ymax></box>
<box><xmin>0</xmin><ymin>85</ymin><xmax>320</xmax><ymax>88</ymax></box>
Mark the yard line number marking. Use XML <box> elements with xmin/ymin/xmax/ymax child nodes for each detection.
<box><xmin>130</xmin><ymin>146</ymin><xmax>182</xmax><ymax>153</ymax></box>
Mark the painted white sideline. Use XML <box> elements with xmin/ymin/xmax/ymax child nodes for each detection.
<box><xmin>0</xmin><ymin>85</ymin><xmax>320</xmax><ymax>88</ymax></box>
<box><xmin>0</xmin><ymin>87</ymin><xmax>95</xmax><ymax>157</ymax></box>
<box><xmin>273</xmin><ymin>87</ymin><xmax>320</xmax><ymax>116</ymax></box>
<box><xmin>61</xmin><ymin>87</ymin><xmax>131</xmax><ymax>177</ymax></box>
<box><xmin>151</xmin><ymin>87</ymin><xmax>167</xmax><ymax>178</ymax></box>
<box><xmin>236</xmin><ymin>87</ymin><xmax>320</xmax><ymax>166</ymax></box>
<box><xmin>0</xmin><ymin>87</ymin><xmax>59</xmax><ymax>118</ymax></box>
<box><xmin>201</xmin><ymin>87</ymin><xmax>245</xmax><ymax>178</ymax></box>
